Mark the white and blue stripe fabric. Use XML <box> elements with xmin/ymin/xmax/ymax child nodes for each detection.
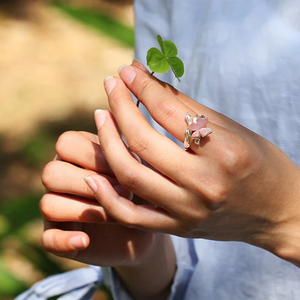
<box><xmin>135</xmin><ymin>0</ymin><xmax>300</xmax><ymax>167</ymax></box>
<box><xmin>16</xmin><ymin>0</ymin><xmax>300</xmax><ymax>299</ymax></box>
<box><xmin>14</xmin><ymin>266</ymin><xmax>102</xmax><ymax>300</ymax></box>
<box><xmin>15</xmin><ymin>237</ymin><xmax>196</xmax><ymax>300</ymax></box>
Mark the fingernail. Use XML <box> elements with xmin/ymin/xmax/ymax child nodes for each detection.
<box><xmin>132</xmin><ymin>59</ymin><xmax>149</xmax><ymax>72</ymax></box>
<box><xmin>94</xmin><ymin>109</ymin><xmax>105</xmax><ymax>129</ymax></box>
<box><xmin>70</xmin><ymin>236</ymin><xmax>87</xmax><ymax>249</ymax></box>
<box><xmin>104</xmin><ymin>76</ymin><xmax>116</xmax><ymax>95</ymax></box>
<box><xmin>84</xmin><ymin>176</ymin><xmax>98</xmax><ymax>193</ymax></box>
<box><xmin>118</xmin><ymin>65</ymin><xmax>136</xmax><ymax>84</ymax></box>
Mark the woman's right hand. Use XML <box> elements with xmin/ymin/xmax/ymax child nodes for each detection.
<box><xmin>40</xmin><ymin>131</ymin><xmax>176</xmax><ymax>300</ymax></box>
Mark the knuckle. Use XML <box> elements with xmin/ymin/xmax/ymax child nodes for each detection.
<box><xmin>154</xmin><ymin>96</ymin><xmax>179</xmax><ymax>123</ymax></box>
<box><xmin>41</xmin><ymin>160</ymin><xmax>59</xmax><ymax>189</ymax></box>
<box><xmin>39</xmin><ymin>194</ymin><xmax>52</xmax><ymax>219</ymax></box>
<box><xmin>128</xmin><ymin>131</ymin><xmax>151</xmax><ymax>156</ymax></box>
<box><xmin>116</xmin><ymin>166</ymin><xmax>140</xmax><ymax>192</ymax></box>
<box><xmin>202</xmin><ymin>180</ymin><xmax>229</xmax><ymax>205</ymax></box>
<box><xmin>220</xmin><ymin>135</ymin><xmax>254</xmax><ymax>175</ymax></box>
<box><xmin>136</xmin><ymin>77</ymin><xmax>179</xmax><ymax>124</ymax></box>
<box><xmin>109</xmin><ymin>94</ymin><xmax>124</xmax><ymax>111</ymax></box>
<box><xmin>135</xmin><ymin>77</ymin><xmax>154</xmax><ymax>101</ymax></box>
<box><xmin>192</xmin><ymin>176</ymin><xmax>229</xmax><ymax>207</ymax></box>
<box><xmin>55</xmin><ymin>131</ymin><xmax>77</xmax><ymax>156</ymax></box>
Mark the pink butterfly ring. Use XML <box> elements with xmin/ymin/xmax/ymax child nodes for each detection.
<box><xmin>184</xmin><ymin>113</ymin><xmax>212</xmax><ymax>149</ymax></box>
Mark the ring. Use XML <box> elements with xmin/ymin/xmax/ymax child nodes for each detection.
<box><xmin>184</xmin><ymin>113</ymin><xmax>212</xmax><ymax>149</ymax></box>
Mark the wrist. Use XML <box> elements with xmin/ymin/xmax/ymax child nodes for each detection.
<box><xmin>114</xmin><ymin>233</ymin><xmax>176</xmax><ymax>300</ymax></box>
<box><xmin>259</xmin><ymin>219</ymin><xmax>300</xmax><ymax>268</ymax></box>
<box><xmin>254</xmin><ymin>165</ymin><xmax>300</xmax><ymax>267</ymax></box>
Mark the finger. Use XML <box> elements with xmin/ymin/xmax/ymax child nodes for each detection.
<box><xmin>102</xmin><ymin>77</ymin><xmax>197</xmax><ymax>179</ymax></box>
<box><xmin>78</xmin><ymin>131</ymin><xmax>99</xmax><ymax>143</ymax></box>
<box><xmin>167</xmin><ymin>90</ymin><xmax>246</xmax><ymax>131</ymax></box>
<box><xmin>42</xmin><ymin>230</ymin><xmax>89</xmax><ymax>256</ymax></box>
<box><xmin>130</xmin><ymin>60</ymin><xmax>236</xmax><ymax>130</ymax></box>
<box><xmin>135</xmin><ymin>62</ymin><xmax>249</xmax><ymax>139</ymax></box>
<box><xmin>95</xmin><ymin>110</ymin><xmax>186</xmax><ymax>211</ymax></box>
<box><xmin>42</xmin><ymin>160</ymin><xmax>130</xmax><ymax>199</ymax></box>
<box><xmin>117</xmin><ymin>64</ymin><xmax>218</xmax><ymax>142</ymax></box>
<box><xmin>131</xmin><ymin>59</ymin><xmax>151</xmax><ymax>74</ymax></box>
<box><xmin>40</xmin><ymin>193</ymin><xmax>116</xmax><ymax>223</ymax></box>
<box><xmin>84</xmin><ymin>174</ymin><xmax>180</xmax><ymax>234</ymax></box>
<box><xmin>55</xmin><ymin>131</ymin><xmax>113</xmax><ymax>176</ymax></box>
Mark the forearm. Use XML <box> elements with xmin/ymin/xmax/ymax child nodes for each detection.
<box><xmin>114</xmin><ymin>233</ymin><xmax>176</xmax><ymax>300</ymax></box>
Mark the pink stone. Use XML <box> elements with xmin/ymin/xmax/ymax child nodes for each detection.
<box><xmin>199</xmin><ymin>128</ymin><xmax>212</xmax><ymax>137</ymax></box>
<box><xmin>191</xmin><ymin>130</ymin><xmax>201</xmax><ymax>138</ymax></box>
<box><xmin>189</xmin><ymin>118</ymin><xmax>208</xmax><ymax>130</ymax></box>
<box><xmin>191</xmin><ymin>128</ymin><xmax>212</xmax><ymax>138</ymax></box>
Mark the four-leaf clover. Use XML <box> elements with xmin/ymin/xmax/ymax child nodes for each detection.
<box><xmin>146</xmin><ymin>35</ymin><xmax>184</xmax><ymax>82</ymax></box>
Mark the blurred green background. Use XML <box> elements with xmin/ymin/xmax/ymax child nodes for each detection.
<box><xmin>0</xmin><ymin>0</ymin><xmax>134</xmax><ymax>299</ymax></box>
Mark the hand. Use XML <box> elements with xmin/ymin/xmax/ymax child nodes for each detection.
<box><xmin>85</xmin><ymin>61</ymin><xmax>300</xmax><ymax>265</ymax></box>
<box><xmin>41</xmin><ymin>131</ymin><xmax>175</xmax><ymax>299</ymax></box>
<box><xmin>41</xmin><ymin>131</ymin><xmax>146</xmax><ymax>265</ymax></box>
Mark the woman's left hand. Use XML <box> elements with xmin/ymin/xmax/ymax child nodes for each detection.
<box><xmin>85</xmin><ymin>61</ymin><xmax>300</xmax><ymax>264</ymax></box>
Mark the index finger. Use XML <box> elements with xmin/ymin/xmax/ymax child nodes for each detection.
<box><xmin>107</xmin><ymin>64</ymin><xmax>219</xmax><ymax>154</ymax></box>
<box><xmin>103</xmin><ymin>76</ymin><xmax>194</xmax><ymax>179</ymax></box>
<box><xmin>117</xmin><ymin>65</ymin><xmax>198</xmax><ymax>143</ymax></box>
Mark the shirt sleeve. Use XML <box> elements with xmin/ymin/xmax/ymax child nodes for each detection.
<box><xmin>14</xmin><ymin>265</ymin><xmax>103</xmax><ymax>300</ymax></box>
<box><xmin>168</xmin><ymin>236</ymin><xmax>198</xmax><ymax>300</ymax></box>
<box><xmin>102</xmin><ymin>268</ymin><xmax>133</xmax><ymax>300</ymax></box>
<box><xmin>102</xmin><ymin>236</ymin><xmax>198</xmax><ymax>300</ymax></box>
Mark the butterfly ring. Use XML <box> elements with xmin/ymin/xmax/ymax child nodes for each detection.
<box><xmin>184</xmin><ymin>113</ymin><xmax>212</xmax><ymax>149</ymax></box>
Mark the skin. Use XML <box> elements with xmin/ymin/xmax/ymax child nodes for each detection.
<box><xmin>41</xmin><ymin>60</ymin><xmax>300</xmax><ymax>299</ymax></box>
<box><xmin>41</xmin><ymin>131</ymin><xmax>175</xmax><ymax>300</ymax></box>
<box><xmin>92</xmin><ymin>61</ymin><xmax>300</xmax><ymax>263</ymax></box>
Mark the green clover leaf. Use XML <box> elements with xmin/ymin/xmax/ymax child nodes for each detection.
<box><xmin>146</xmin><ymin>35</ymin><xmax>184</xmax><ymax>82</ymax></box>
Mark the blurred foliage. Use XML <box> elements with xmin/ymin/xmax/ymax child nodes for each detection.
<box><xmin>0</xmin><ymin>0</ymin><xmax>38</xmax><ymax>19</ymax></box>
<box><xmin>0</xmin><ymin>0</ymin><xmax>133</xmax><ymax>297</ymax></box>
<box><xmin>0</xmin><ymin>263</ymin><xmax>28</xmax><ymax>298</ymax></box>
<box><xmin>52</xmin><ymin>0</ymin><xmax>134</xmax><ymax>48</ymax></box>
<box><xmin>0</xmin><ymin>194</ymin><xmax>64</xmax><ymax>298</ymax></box>
<box><xmin>21</xmin><ymin>132</ymin><xmax>56</xmax><ymax>168</ymax></box>
<box><xmin>0</xmin><ymin>108</ymin><xmax>102</xmax><ymax>299</ymax></box>
<box><xmin>0</xmin><ymin>194</ymin><xmax>41</xmax><ymax>238</ymax></box>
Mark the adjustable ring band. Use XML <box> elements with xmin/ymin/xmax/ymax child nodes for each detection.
<box><xmin>184</xmin><ymin>113</ymin><xmax>212</xmax><ymax>149</ymax></box>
